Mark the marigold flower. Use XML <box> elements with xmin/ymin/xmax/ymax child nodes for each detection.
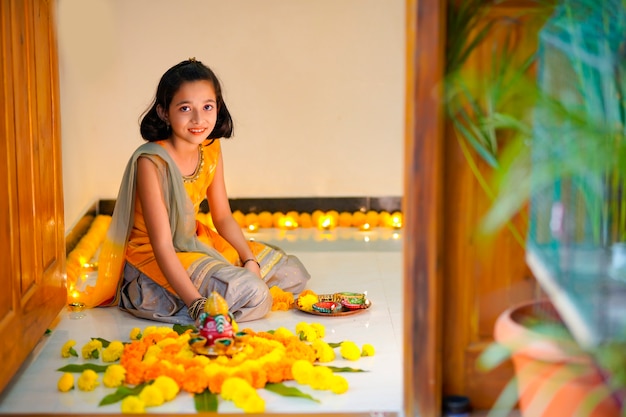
<box><xmin>57</xmin><ymin>372</ymin><xmax>74</xmax><ymax>392</ymax></box>
<box><xmin>295</xmin><ymin>322</ymin><xmax>318</xmax><ymax>342</ymax></box>
<box><xmin>152</xmin><ymin>375</ymin><xmax>180</xmax><ymax>401</ymax></box>
<box><xmin>330</xmin><ymin>374</ymin><xmax>349</xmax><ymax>394</ymax></box>
<box><xmin>81</xmin><ymin>339</ymin><xmax>103</xmax><ymax>359</ymax></box>
<box><xmin>361</xmin><ymin>343</ymin><xmax>376</xmax><ymax>357</ymax></box>
<box><xmin>61</xmin><ymin>340</ymin><xmax>78</xmax><ymax>358</ymax></box>
<box><xmin>181</xmin><ymin>367</ymin><xmax>209</xmax><ymax>393</ymax></box>
<box><xmin>308</xmin><ymin>365</ymin><xmax>334</xmax><ymax>390</ymax></box>
<box><xmin>310</xmin><ymin>323</ymin><xmax>325</xmax><ymax>338</ymax></box>
<box><xmin>220</xmin><ymin>377</ymin><xmax>248</xmax><ymax>401</ymax></box>
<box><xmin>241</xmin><ymin>392</ymin><xmax>265</xmax><ymax>413</ymax></box>
<box><xmin>312</xmin><ymin>339</ymin><xmax>336</xmax><ymax>362</ymax></box>
<box><xmin>291</xmin><ymin>359</ymin><xmax>314</xmax><ymax>385</ymax></box>
<box><xmin>120</xmin><ymin>395</ymin><xmax>145</xmax><ymax>414</ymax></box>
<box><xmin>297</xmin><ymin>294</ymin><xmax>319</xmax><ymax>311</ymax></box>
<box><xmin>139</xmin><ymin>384</ymin><xmax>164</xmax><ymax>407</ymax></box>
<box><xmin>340</xmin><ymin>341</ymin><xmax>361</xmax><ymax>361</ymax></box>
<box><xmin>130</xmin><ymin>327</ymin><xmax>142</xmax><ymax>340</ymax></box>
<box><xmin>273</xmin><ymin>326</ymin><xmax>295</xmax><ymax>339</ymax></box>
<box><xmin>103</xmin><ymin>364</ymin><xmax>126</xmax><ymax>388</ymax></box>
<box><xmin>77</xmin><ymin>369</ymin><xmax>99</xmax><ymax>391</ymax></box>
<box><xmin>103</xmin><ymin>340</ymin><xmax>125</xmax><ymax>362</ymax></box>
<box><xmin>269</xmin><ymin>286</ymin><xmax>294</xmax><ymax>311</ymax></box>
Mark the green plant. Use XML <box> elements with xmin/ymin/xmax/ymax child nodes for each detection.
<box><xmin>446</xmin><ymin>0</ymin><xmax>626</xmax><ymax>415</ymax></box>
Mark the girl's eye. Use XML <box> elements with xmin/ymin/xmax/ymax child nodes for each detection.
<box><xmin>179</xmin><ymin>105</ymin><xmax>190</xmax><ymax>112</ymax></box>
<box><xmin>204</xmin><ymin>104</ymin><xmax>214</xmax><ymax>111</ymax></box>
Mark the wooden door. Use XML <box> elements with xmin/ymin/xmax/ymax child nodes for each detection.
<box><xmin>0</xmin><ymin>0</ymin><xmax>66</xmax><ymax>393</ymax></box>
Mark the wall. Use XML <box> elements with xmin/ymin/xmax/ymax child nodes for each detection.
<box><xmin>56</xmin><ymin>0</ymin><xmax>406</xmax><ymax>231</ymax></box>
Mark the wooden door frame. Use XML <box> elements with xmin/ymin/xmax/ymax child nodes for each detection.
<box><xmin>404</xmin><ymin>0</ymin><xmax>445</xmax><ymax>417</ymax></box>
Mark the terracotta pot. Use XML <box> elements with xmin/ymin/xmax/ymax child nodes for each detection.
<box><xmin>494</xmin><ymin>299</ymin><xmax>621</xmax><ymax>417</ymax></box>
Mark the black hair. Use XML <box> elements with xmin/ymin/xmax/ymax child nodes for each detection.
<box><xmin>139</xmin><ymin>59</ymin><xmax>234</xmax><ymax>142</ymax></box>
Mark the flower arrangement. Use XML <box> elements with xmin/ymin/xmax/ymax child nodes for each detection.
<box><xmin>56</xmin><ymin>320</ymin><xmax>375</xmax><ymax>413</ymax></box>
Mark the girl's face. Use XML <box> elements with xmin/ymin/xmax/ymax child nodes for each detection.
<box><xmin>161</xmin><ymin>80</ymin><xmax>217</xmax><ymax>145</ymax></box>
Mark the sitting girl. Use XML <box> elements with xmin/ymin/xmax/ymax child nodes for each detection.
<box><xmin>95</xmin><ymin>58</ymin><xmax>310</xmax><ymax>323</ymax></box>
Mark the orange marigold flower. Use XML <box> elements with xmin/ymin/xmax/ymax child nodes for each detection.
<box><xmin>181</xmin><ymin>367</ymin><xmax>209</xmax><ymax>394</ymax></box>
<box><xmin>207</xmin><ymin>370</ymin><xmax>229</xmax><ymax>394</ymax></box>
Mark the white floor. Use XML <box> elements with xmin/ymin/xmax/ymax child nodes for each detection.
<box><xmin>0</xmin><ymin>227</ymin><xmax>403</xmax><ymax>415</ymax></box>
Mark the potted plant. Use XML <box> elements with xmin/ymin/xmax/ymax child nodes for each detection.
<box><xmin>445</xmin><ymin>0</ymin><xmax>626</xmax><ymax>415</ymax></box>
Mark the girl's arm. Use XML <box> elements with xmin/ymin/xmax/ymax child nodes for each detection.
<box><xmin>206</xmin><ymin>151</ymin><xmax>261</xmax><ymax>277</ymax></box>
<box><xmin>136</xmin><ymin>156</ymin><xmax>203</xmax><ymax>306</ymax></box>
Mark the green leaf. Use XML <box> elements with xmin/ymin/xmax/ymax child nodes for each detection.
<box><xmin>327</xmin><ymin>342</ymin><xmax>342</xmax><ymax>348</ymax></box>
<box><xmin>92</xmin><ymin>337</ymin><xmax>111</xmax><ymax>348</ymax></box>
<box><xmin>194</xmin><ymin>389</ymin><xmax>219</xmax><ymax>412</ymax></box>
<box><xmin>68</xmin><ymin>347</ymin><xmax>78</xmax><ymax>358</ymax></box>
<box><xmin>173</xmin><ymin>323</ymin><xmax>196</xmax><ymax>335</ymax></box>
<box><xmin>99</xmin><ymin>384</ymin><xmax>147</xmax><ymax>406</ymax></box>
<box><xmin>264</xmin><ymin>383</ymin><xmax>320</xmax><ymax>402</ymax></box>
<box><xmin>324</xmin><ymin>366</ymin><xmax>368</xmax><ymax>373</ymax></box>
<box><xmin>57</xmin><ymin>363</ymin><xmax>109</xmax><ymax>373</ymax></box>
<box><xmin>45</xmin><ymin>329</ymin><xmax>52</xmax><ymax>335</ymax></box>
<box><xmin>476</xmin><ymin>343</ymin><xmax>512</xmax><ymax>372</ymax></box>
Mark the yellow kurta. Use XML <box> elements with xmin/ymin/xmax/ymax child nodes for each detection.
<box><xmin>125</xmin><ymin>139</ymin><xmax>265</xmax><ymax>293</ymax></box>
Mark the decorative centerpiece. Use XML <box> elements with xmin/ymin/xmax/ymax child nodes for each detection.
<box><xmin>189</xmin><ymin>292</ymin><xmax>243</xmax><ymax>356</ymax></box>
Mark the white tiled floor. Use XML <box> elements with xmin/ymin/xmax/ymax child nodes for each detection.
<box><xmin>0</xmin><ymin>228</ymin><xmax>403</xmax><ymax>415</ymax></box>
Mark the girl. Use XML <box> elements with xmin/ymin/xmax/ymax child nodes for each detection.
<box><xmin>94</xmin><ymin>58</ymin><xmax>310</xmax><ymax>323</ymax></box>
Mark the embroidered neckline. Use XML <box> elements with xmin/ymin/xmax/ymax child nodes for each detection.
<box><xmin>182</xmin><ymin>145</ymin><xmax>204</xmax><ymax>183</ymax></box>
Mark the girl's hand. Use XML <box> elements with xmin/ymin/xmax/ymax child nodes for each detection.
<box><xmin>242</xmin><ymin>258</ymin><xmax>261</xmax><ymax>278</ymax></box>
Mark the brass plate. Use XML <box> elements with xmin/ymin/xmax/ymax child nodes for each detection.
<box><xmin>296</xmin><ymin>294</ymin><xmax>371</xmax><ymax>317</ymax></box>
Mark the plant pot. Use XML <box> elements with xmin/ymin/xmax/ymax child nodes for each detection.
<box><xmin>494</xmin><ymin>299</ymin><xmax>621</xmax><ymax>417</ymax></box>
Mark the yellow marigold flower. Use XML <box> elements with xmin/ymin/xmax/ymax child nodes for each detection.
<box><xmin>77</xmin><ymin>369</ymin><xmax>100</xmax><ymax>391</ymax></box>
<box><xmin>312</xmin><ymin>339</ymin><xmax>335</xmax><ymax>363</ymax></box>
<box><xmin>241</xmin><ymin>392</ymin><xmax>265</xmax><ymax>413</ymax></box>
<box><xmin>81</xmin><ymin>339</ymin><xmax>103</xmax><ymax>359</ymax></box>
<box><xmin>152</xmin><ymin>375</ymin><xmax>180</xmax><ymax>401</ymax></box>
<box><xmin>57</xmin><ymin>372</ymin><xmax>74</xmax><ymax>392</ymax></box>
<box><xmin>121</xmin><ymin>395</ymin><xmax>145</xmax><ymax>414</ymax></box>
<box><xmin>330</xmin><ymin>374</ymin><xmax>349</xmax><ymax>394</ymax></box>
<box><xmin>340</xmin><ymin>341</ymin><xmax>361</xmax><ymax>361</ymax></box>
<box><xmin>273</xmin><ymin>326</ymin><xmax>295</xmax><ymax>339</ymax></box>
<box><xmin>295</xmin><ymin>322</ymin><xmax>318</xmax><ymax>342</ymax></box>
<box><xmin>139</xmin><ymin>384</ymin><xmax>164</xmax><ymax>407</ymax></box>
<box><xmin>309</xmin><ymin>365</ymin><xmax>334</xmax><ymax>390</ymax></box>
<box><xmin>361</xmin><ymin>343</ymin><xmax>376</xmax><ymax>357</ymax></box>
<box><xmin>130</xmin><ymin>327</ymin><xmax>142</xmax><ymax>340</ymax></box>
<box><xmin>291</xmin><ymin>360</ymin><xmax>314</xmax><ymax>385</ymax></box>
<box><xmin>297</xmin><ymin>294</ymin><xmax>318</xmax><ymax>311</ymax></box>
<box><xmin>61</xmin><ymin>340</ymin><xmax>78</xmax><ymax>358</ymax></box>
<box><xmin>103</xmin><ymin>364</ymin><xmax>126</xmax><ymax>388</ymax></box>
<box><xmin>310</xmin><ymin>323</ymin><xmax>325</xmax><ymax>338</ymax></box>
<box><xmin>221</xmin><ymin>377</ymin><xmax>249</xmax><ymax>401</ymax></box>
<box><xmin>102</xmin><ymin>340</ymin><xmax>125</xmax><ymax>362</ymax></box>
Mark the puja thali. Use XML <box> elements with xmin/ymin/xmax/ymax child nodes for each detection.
<box><xmin>295</xmin><ymin>292</ymin><xmax>371</xmax><ymax>317</ymax></box>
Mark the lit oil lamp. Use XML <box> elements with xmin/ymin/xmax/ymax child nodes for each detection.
<box><xmin>390</xmin><ymin>212</ymin><xmax>403</xmax><ymax>229</ymax></box>
<box><xmin>247</xmin><ymin>223</ymin><xmax>259</xmax><ymax>233</ymax></box>
<box><xmin>277</xmin><ymin>215</ymin><xmax>298</xmax><ymax>230</ymax></box>
<box><xmin>359</xmin><ymin>222</ymin><xmax>371</xmax><ymax>232</ymax></box>
<box><xmin>317</xmin><ymin>214</ymin><xmax>336</xmax><ymax>230</ymax></box>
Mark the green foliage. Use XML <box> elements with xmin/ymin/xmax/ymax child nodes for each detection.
<box><xmin>264</xmin><ymin>383</ymin><xmax>320</xmax><ymax>402</ymax></box>
<box><xmin>56</xmin><ymin>363</ymin><xmax>108</xmax><ymax>373</ymax></box>
<box><xmin>99</xmin><ymin>383</ymin><xmax>148</xmax><ymax>407</ymax></box>
<box><xmin>194</xmin><ymin>389</ymin><xmax>219</xmax><ymax>412</ymax></box>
